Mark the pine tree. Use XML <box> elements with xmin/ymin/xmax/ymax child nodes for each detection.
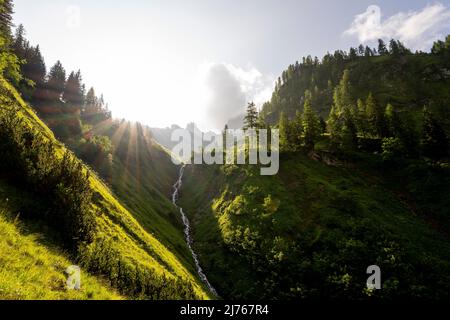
<box><xmin>292</xmin><ymin>110</ymin><xmax>303</xmax><ymax>149</ymax></box>
<box><xmin>302</xmin><ymin>97</ymin><xmax>320</xmax><ymax>151</ymax></box>
<box><xmin>12</xmin><ymin>24</ymin><xmax>26</xmax><ymax>58</ymax></box>
<box><xmin>46</xmin><ymin>60</ymin><xmax>66</xmax><ymax>101</ymax></box>
<box><xmin>364</xmin><ymin>46</ymin><xmax>373</xmax><ymax>57</ymax></box>
<box><xmin>25</xmin><ymin>45</ymin><xmax>46</xmax><ymax>86</ymax></box>
<box><xmin>0</xmin><ymin>0</ymin><xmax>14</xmax><ymax>41</ymax></box>
<box><xmin>377</xmin><ymin>39</ymin><xmax>388</xmax><ymax>55</ymax></box>
<box><xmin>389</xmin><ymin>39</ymin><xmax>399</xmax><ymax>55</ymax></box>
<box><xmin>278</xmin><ymin>111</ymin><xmax>289</xmax><ymax>151</ymax></box>
<box><xmin>327</xmin><ymin>70</ymin><xmax>354</xmax><ymax>146</ymax></box>
<box><xmin>84</xmin><ymin>87</ymin><xmax>97</xmax><ymax>114</ymax></box>
<box><xmin>63</xmin><ymin>70</ymin><xmax>84</xmax><ymax>112</ymax></box>
<box><xmin>243</xmin><ymin>102</ymin><xmax>259</xmax><ymax>130</ymax></box>
<box><xmin>365</xmin><ymin>93</ymin><xmax>385</xmax><ymax>137</ymax></box>
<box><xmin>356</xmin><ymin>98</ymin><xmax>368</xmax><ymax>137</ymax></box>
<box><xmin>384</xmin><ymin>103</ymin><xmax>401</xmax><ymax>137</ymax></box>
<box><xmin>341</xmin><ymin>106</ymin><xmax>358</xmax><ymax>150</ymax></box>
<box><xmin>349</xmin><ymin>47</ymin><xmax>357</xmax><ymax>60</ymax></box>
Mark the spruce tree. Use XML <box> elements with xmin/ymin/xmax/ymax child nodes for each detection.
<box><xmin>384</xmin><ymin>103</ymin><xmax>400</xmax><ymax>137</ymax></box>
<box><xmin>0</xmin><ymin>0</ymin><xmax>14</xmax><ymax>41</ymax></box>
<box><xmin>341</xmin><ymin>106</ymin><xmax>358</xmax><ymax>150</ymax></box>
<box><xmin>377</xmin><ymin>39</ymin><xmax>388</xmax><ymax>55</ymax></box>
<box><xmin>365</xmin><ymin>93</ymin><xmax>385</xmax><ymax>137</ymax></box>
<box><xmin>63</xmin><ymin>70</ymin><xmax>84</xmax><ymax>111</ymax></box>
<box><xmin>302</xmin><ymin>97</ymin><xmax>320</xmax><ymax>151</ymax></box>
<box><xmin>356</xmin><ymin>98</ymin><xmax>368</xmax><ymax>137</ymax></box>
<box><xmin>243</xmin><ymin>102</ymin><xmax>259</xmax><ymax>130</ymax></box>
<box><xmin>278</xmin><ymin>111</ymin><xmax>289</xmax><ymax>151</ymax></box>
<box><xmin>46</xmin><ymin>60</ymin><xmax>66</xmax><ymax>101</ymax></box>
<box><xmin>26</xmin><ymin>45</ymin><xmax>46</xmax><ymax>86</ymax></box>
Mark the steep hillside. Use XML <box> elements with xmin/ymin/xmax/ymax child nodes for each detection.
<box><xmin>0</xmin><ymin>179</ymin><xmax>121</xmax><ymax>300</ymax></box>
<box><xmin>0</xmin><ymin>76</ymin><xmax>211</xmax><ymax>299</ymax></box>
<box><xmin>91</xmin><ymin>120</ymin><xmax>199</xmax><ymax>276</ymax></box>
<box><xmin>179</xmin><ymin>155</ymin><xmax>450</xmax><ymax>299</ymax></box>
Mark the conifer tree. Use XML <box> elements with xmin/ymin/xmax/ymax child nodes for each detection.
<box><xmin>0</xmin><ymin>0</ymin><xmax>14</xmax><ymax>41</ymax></box>
<box><xmin>243</xmin><ymin>102</ymin><xmax>259</xmax><ymax>130</ymax></box>
<box><xmin>341</xmin><ymin>106</ymin><xmax>358</xmax><ymax>150</ymax></box>
<box><xmin>46</xmin><ymin>60</ymin><xmax>66</xmax><ymax>101</ymax></box>
<box><xmin>384</xmin><ymin>103</ymin><xmax>401</xmax><ymax>137</ymax></box>
<box><xmin>278</xmin><ymin>111</ymin><xmax>289</xmax><ymax>151</ymax></box>
<box><xmin>302</xmin><ymin>97</ymin><xmax>320</xmax><ymax>151</ymax></box>
<box><xmin>63</xmin><ymin>70</ymin><xmax>84</xmax><ymax>111</ymax></box>
<box><xmin>377</xmin><ymin>39</ymin><xmax>388</xmax><ymax>55</ymax></box>
<box><xmin>356</xmin><ymin>98</ymin><xmax>368</xmax><ymax>137</ymax></box>
<box><xmin>365</xmin><ymin>93</ymin><xmax>386</xmax><ymax>137</ymax></box>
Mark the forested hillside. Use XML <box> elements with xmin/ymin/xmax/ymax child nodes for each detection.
<box><xmin>180</xmin><ymin>154</ymin><xmax>450</xmax><ymax>299</ymax></box>
<box><xmin>261</xmin><ymin>38</ymin><xmax>450</xmax><ymax>129</ymax></box>
<box><xmin>178</xmin><ymin>38</ymin><xmax>450</xmax><ymax>300</ymax></box>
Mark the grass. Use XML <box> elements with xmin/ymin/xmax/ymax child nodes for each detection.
<box><xmin>91</xmin><ymin>120</ymin><xmax>199</xmax><ymax>276</ymax></box>
<box><xmin>179</xmin><ymin>152</ymin><xmax>450</xmax><ymax>299</ymax></box>
<box><xmin>0</xmin><ymin>179</ymin><xmax>122</xmax><ymax>300</ymax></box>
<box><xmin>0</xmin><ymin>76</ymin><xmax>211</xmax><ymax>299</ymax></box>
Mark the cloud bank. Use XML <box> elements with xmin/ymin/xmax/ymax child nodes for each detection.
<box><xmin>344</xmin><ymin>3</ymin><xmax>450</xmax><ymax>51</ymax></box>
<box><xmin>201</xmin><ymin>63</ymin><xmax>274</xmax><ymax>130</ymax></box>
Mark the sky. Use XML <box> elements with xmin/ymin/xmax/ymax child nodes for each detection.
<box><xmin>12</xmin><ymin>0</ymin><xmax>450</xmax><ymax>131</ymax></box>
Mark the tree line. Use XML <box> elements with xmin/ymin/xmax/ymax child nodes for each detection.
<box><xmin>12</xmin><ymin>24</ymin><xmax>112</xmax><ymax>139</ymax></box>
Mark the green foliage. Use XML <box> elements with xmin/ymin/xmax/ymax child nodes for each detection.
<box><xmin>75</xmin><ymin>135</ymin><xmax>113</xmax><ymax>181</ymax></box>
<box><xmin>302</xmin><ymin>97</ymin><xmax>320</xmax><ymax>150</ymax></box>
<box><xmin>0</xmin><ymin>27</ymin><xmax>22</xmax><ymax>84</ymax></box>
<box><xmin>0</xmin><ymin>180</ymin><xmax>122</xmax><ymax>300</ymax></box>
<box><xmin>0</xmin><ymin>0</ymin><xmax>13</xmax><ymax>40</ymax></box>
<box><xmin>261</xmin><ymin>36</ymin><xmax>450</xmax><ymax>157</ymax></box>
<box><xmin>0</xmin><ymin>105</ymin><xmax>95</xmax><ymax>249</ymax></box>
<box><xmin>243</xmin><ymin>101</ymin><xmax>259</xmax><ymax>130</ymax></box>
<box><xmin>180</xmin><ymin>156</ymin><xmax>450</xmax><ymax>300</ymax></box>
<box><xmin>278</xmin><ymin>111</ymin><xmax>289</xmax><ymax>151</ymax></box>
<box><xmin>421</xmin><ymin>107</ymin><xmax>448</xmax><ymax>159</ymax></box>
<box><xmin>46</xmin><ymin>60</ymin><xmax>66</xmax><ymax>101</ymax></box>
<box><xmin>0</xmin><ymin>77</ymin><xmax>210</xmax><ymax>300</ymax></box>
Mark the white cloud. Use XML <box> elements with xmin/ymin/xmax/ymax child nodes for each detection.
<box><xmin>344</xmin><ymin>3</ymin><xmax>450</xmax><ymax>51</ymax></box>
<box><xmin>200</xmin><ymin>62</ymin><xmax>274</xmax><ymax>130</ymax></box>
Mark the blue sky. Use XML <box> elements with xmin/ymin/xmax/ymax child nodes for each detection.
<box><xmin>12</xmin><ymin>0</ymin><xmax>450</xmax><ymax>130</ymax></box>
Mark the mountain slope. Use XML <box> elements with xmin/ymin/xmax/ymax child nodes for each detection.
<box><xmin>262</xmin><ymin>46</ymin><xmax>450</xmax><ymax>132</ymax></box>
<box><xmin>0</xmin><ymin>76</ymin><xmax>211</xmax><ymax>299</ymax></box>
<box><xmin>0</xmin><ymin>178</ymin><xmax>122</xmax><ymax>300</ymax></box>
<box><xmin>179</xmin><ymin>154</ymin><xmax>450</xmax><ymax>299</ymax></box>
<box><xmin>91</xmin><ymin>120</ymin><xmax>199</xmax><ymax>276</ymax></box>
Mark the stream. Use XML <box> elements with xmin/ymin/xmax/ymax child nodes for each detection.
<box><xmin>172</xmin><ymin>165</ymin><xmax>218</xmax><ymax>297</ymax></box>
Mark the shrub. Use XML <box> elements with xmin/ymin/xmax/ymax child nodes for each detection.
<box><xmin>0</xmin><ymin>105</ymin><xmax>95</xmax><ymax>249</ymax></box>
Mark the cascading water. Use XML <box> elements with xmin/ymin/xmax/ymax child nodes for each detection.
<box><xmin>172</xmin><ymin>165</ymin><xmax>218</xmax><ymax>297</ymax></box>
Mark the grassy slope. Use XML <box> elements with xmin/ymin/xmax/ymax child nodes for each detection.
<box><xmin>179</xmin><ymin>153</ymin><xmax>450</xmax><ymax>299</ymax></box>
<box><xmin>91</xmin><ymin>121</ymin><xmax>197</xmax><ymax>276</ymax></box>
<box><xmin>0</xmin><ymin>77</ymin><xmax>211</xmax><ymax>299</ymax></box>
<box><xmin>0</xmin><ymin>179</ymin><xmax>121</xmax><ymax>300</ymax></box>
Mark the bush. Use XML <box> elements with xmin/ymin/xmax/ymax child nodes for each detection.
<box><xmin>0</xmin><ymin>105</ymin><xmax>95</xmax><ymax>249</ymax></box>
